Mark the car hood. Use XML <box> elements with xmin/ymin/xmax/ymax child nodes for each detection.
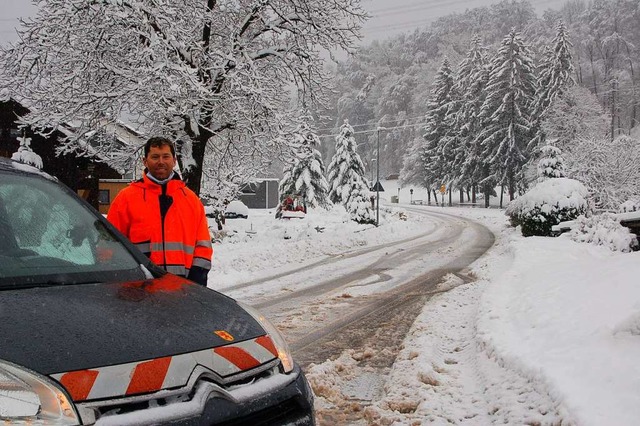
<box><xmin>0</xmin><ymin>274</ymin><xmax>270</xmax><ymax>377</ymax></box>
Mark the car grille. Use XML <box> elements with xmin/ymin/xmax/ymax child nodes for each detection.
<box><xmin>77</xmin><ymin>361</ymin><xmax>281</xmax><ymax>424</ymax></box>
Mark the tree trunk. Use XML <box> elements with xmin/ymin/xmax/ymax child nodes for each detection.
<box><xmin>499</xmin><ymin>185</ymin><xmax>504</xmax><ymax>209</ymax></box>
<box><xmin>427</xmin><ymin>189</ymin><xmax>431</xmax><ymax>205</ymax></box>
<box><xmin>433</xmin><ymin>189</ymin><xmax>439</xmax><ymax>205</ymax></box>
<box><xmin>627</xmin><ymin>45</ymin><xmax>637</xmax><ymax>130</ymax></box>
<box><xmin>180</xmin><ymin>134</ymin><xmax>208</xmax><ymax>196</ymax></box>
<box><xmin>448</xmin><ymin>189</ymin><xmax>452</xmax><ymax>207</ymax></box>
<box><xmin>589</xmin><ymin>50</ymin><xmax>598</xmax><ymax>97</ymax></box>
<box><xmin>472</xmin><ymin>185</ymin><xmax>476</xmax><ymax>204</ymax></box>
<box><xmin>459</xmin><ymin>187</ymin><xmax>464</xmax><ymax>204</ymax></box>
<box><xmin>611</xmin><ymin>79</ymin><xmax>616</xmax><ymax>143</ymax></box>
<box><xmin>484</xmin><ymin>184</ymin><xmax>490</xmax><ymax>208</ymax></box>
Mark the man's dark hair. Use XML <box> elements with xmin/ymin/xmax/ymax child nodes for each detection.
<box><xmin>144</xmin><ymin>137</ymin><xmax>176</xmax><ymax>158</ymax></box>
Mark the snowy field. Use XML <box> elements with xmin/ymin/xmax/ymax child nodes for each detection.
<box><xmin>209</xmin><ymin>192</ymin><xmax>640</xmax><ymax>426</ymax></box>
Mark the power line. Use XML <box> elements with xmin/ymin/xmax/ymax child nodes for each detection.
<box><xmin>362</xmin><ymin>17</ymin><xmax>435</xmax><ymax>34</ymax></box>
<box><xmin>362</xmin><ymin>0</ymin><xmax>491</xmax><ymax>35</ymax></box>
<box><xmin>314</xmin><ymin>114</ymin><xmax>427</xmax><ymax>134</ymax></box>
<box><xmin>368</xmin><ymin>0</ymin><xmax>475</xmax><ymax>15</ymax></box>
<box><xmin>318</xmin><ymin>121</ymin><xmax>426</xmax><ymax>139</ymax></box>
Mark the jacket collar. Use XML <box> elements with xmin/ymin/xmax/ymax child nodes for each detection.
<box><xmin>134</xmin><ymin>172</ymin><xmax>185</xmax><ymax>192</ymax></box>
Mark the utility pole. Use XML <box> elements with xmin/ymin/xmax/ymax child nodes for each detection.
<box><xmin>376</xmin><ymin>127</ymin><xmax>380</xmax><ymax>227</ymax></box>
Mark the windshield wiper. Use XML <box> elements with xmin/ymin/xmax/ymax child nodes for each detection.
<box><xmin>1</xmin><ymin>280</ymin><xmax>99</xmax><ymax>291</ymax></box>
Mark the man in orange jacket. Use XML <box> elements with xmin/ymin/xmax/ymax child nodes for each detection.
<box><xmin>107</xmin><ymin>137</ymin><xmax>213</xmax><ymax>286</ymax></box>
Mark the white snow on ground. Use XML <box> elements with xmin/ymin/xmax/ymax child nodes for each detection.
<box><xmin>211</xmin><ymin>204</ymin><xmax>429</xmax><ymax>291</ymax></box>
<box><xmin>210</xmin><ymin>187</ymin><xmax>640</xmax><ymax>425</ymax></box>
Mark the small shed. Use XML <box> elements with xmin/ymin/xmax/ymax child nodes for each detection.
<box><xmin>239</xmin><ymin>178</ymin><xmax>279</xmax><ymax>209</ymax></box>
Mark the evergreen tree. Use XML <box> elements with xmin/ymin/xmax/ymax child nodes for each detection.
<box><xmin>530</xmin><ymin>21</ymin><xmax>576</xmax><ymax>151</ymax></box>
<box><xmin>421</xmin><ymin>58</ymin><xmax>455</xmax><ymax>192</ymax></box>
<box><xmin>534</xmin><ymin>21</ymin><xmax>575</xmax><ymax>118</ymax></box>
<box><xmin>327</xmin><ymin>121</ymin><xmax>369</xmax><ymax>206</ymax></box>
<box><xmin>536</xmin><ymin>143</ymin><xmax>566</xmax><ymax>182</ymax></box>
<box><xmin>477</xmin><ymin>28</ymin><xmax>538</xmax><ymax>204</ymax></box>
<box><xmin>345</xmin><ymin>176</ymin><xmax>376</xmax><ymax>225</ymax></box>
<box><xmin>454</xmin><ymin>35</ymin><xmax>490</xmax><ymax>202</ymax></box>
<box><xmin>278</xmin><ymin>113</ymin><xmax>330</xmax><ymax>209</ymax></box>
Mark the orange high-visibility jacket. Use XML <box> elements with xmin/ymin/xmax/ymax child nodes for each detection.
<box><xmin>107</xmin><ymin>173</ymin><xmax>213</xmax><ymax>284</ymax></box>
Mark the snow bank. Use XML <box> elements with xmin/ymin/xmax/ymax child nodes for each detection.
<box><xmin>477</xmin><ymin>236</ymin><xmax>640</xmax><ymax>425</ymax></box>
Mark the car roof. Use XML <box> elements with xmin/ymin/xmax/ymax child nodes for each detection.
<box><xmin>0</xmin><ymin>156</ymin><xmax>57</xmax><ymax>181</ymax></box>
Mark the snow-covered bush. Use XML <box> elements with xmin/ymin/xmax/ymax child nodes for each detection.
<box><xmin>568</xmin><ymin>213</ymin><xmax>639</xmax><ymax>252</ymax></box>
<box><xmin>506</xmin><ymin>178</ymin><xmax>589</xmax><ymax>237</ymax></box>
<box><xmin>618</xmin><ymin>199</ymin><xmax>639</xmax><ymax>213</ymax></box>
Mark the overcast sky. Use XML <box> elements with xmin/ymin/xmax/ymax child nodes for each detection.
<box><xmin>0</xmin><ymin>0</ymin><xmax>560</xmax><ymax>46</ymax></box>
<box><xmin>361</xmin><ymin>0</ymin><xmax>559</xmax><ymax>42</ymax></box>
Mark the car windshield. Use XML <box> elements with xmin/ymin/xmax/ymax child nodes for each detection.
<box><xmin>0</xmin><ymin>171</ymin><xmax>146</xmax><ymax>289</ymax></box>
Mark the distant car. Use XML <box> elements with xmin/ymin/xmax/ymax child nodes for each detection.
<box><xmin>0</xmin><ymin>158</ymin><xmax>314</xmax><ymax>425</ymax></box>
<box><xmin>225</xmin><ymin>200</ymin><xmax>249</xmax><ymax>219</ymax></box>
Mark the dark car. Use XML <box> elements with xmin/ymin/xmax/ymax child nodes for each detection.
<box><xmin>0</xmin><ymin>158</ymin><xmax>314</xmax><ymax>425</ymax></box>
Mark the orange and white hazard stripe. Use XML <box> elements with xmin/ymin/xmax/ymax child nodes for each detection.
<box><xmin>50</xmin><ymin>336</ymin><xmax>279</xmax><ymax>402</ymax></box>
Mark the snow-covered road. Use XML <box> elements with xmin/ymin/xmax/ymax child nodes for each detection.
<box><xmin>211</xmin><ymin>203</ymin><xmax>640</xmax><ymax>426</ymax></box>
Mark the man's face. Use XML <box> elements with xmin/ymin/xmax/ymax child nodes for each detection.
<box><xmin>144</xmin><ymin>145</ymin><xmax>176</xmax><ymax>180</ymax></box>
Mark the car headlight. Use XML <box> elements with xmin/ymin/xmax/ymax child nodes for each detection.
<box><xmin>0</xmin><ymin>359</ymin><xmax>79</xmax><ymax>425</ymax></box>
<box><xmin>238</xmin><ymin>302</ymin><xmax>295</xmax><ymax>373</ymax></box>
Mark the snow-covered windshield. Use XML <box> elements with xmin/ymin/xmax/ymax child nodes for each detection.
<box><xmin>0</xmin><ymin>171</ymin><xmax>145</xmax><ymax>288</ymax></box>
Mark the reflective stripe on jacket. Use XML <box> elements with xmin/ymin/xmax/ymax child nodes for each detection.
<box><xmin>107</xmin><ymin>173</ymin><xmax>213</xmax><ymax>278</ymax></box>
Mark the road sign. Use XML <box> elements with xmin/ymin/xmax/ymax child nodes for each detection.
<box><xmin>371</xmin><ymin>181</ymin><xmax>385</xmax><ymax>192</ymax></box>
<box><xmin>439</xmin><ymin>185</ymin><xmax>446</xmax><ymax>194</ymax></box>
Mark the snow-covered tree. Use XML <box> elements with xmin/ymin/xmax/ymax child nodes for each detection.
<box><xmin>11</xmin><ymin>136</ymin><xmax>42</xmax><ymax>169</ymax></box>
<box><xmin>536</xmin><ymin>143</ymin><xmax>566</xmax><ymax>182</ymax></box>
<box><xmin>327</xmin><ymin>121</ymin><xmax>369</xmax><ymax>206</ymax></box>
<box><xmin>0</xmin><ymin>0</ymin><xmax>365</xmax><ymax>196</ymax></box>
<box><xmin>541</xmin><ymin>85</ymin><xmax>611</xmax><ymax>154</ymax></box>
<box><xmin>345</xmin><ymin>176</ymin><xmax>375</xmax><ymax>224</ymax></box>
<box><xmin>278</xmin><ymin>113</ymin><xmax>330</xmax><ymax>209</ymax></box>
<box><xmin>399</xmin><ymin>135</ymin><xmax>427</xmax><ymax>187</ymax></box>
<box><xmin>453</xmin><ymin>35</ymin><xmax>489</xmax><ymax>200</ymax></box>
<box><xmin>529</xmin><ymin>21</ymin><xmax>575</xmax><ymax>152</ymax></box>
<box><xmin>421</xmin><ymin>58</ymin><xmax>455</xmax><ymax>191</ymax></box>
<box><xmin>477</xmin><ymin>28</ymin><xmax>538</xmax><ymax>203</ymax></box>
<box><xmin>533</xmin><ymin>21</ymin><xmax>575</xmax><ymax>119</ymax></box>
<box><xmin>567</xmin><ymin>134</ymin><xmax>640</xmax><ymax>209</ymax></box>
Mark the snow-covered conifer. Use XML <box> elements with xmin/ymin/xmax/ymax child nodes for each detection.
<box><xmin>454</xmin><ymin>36</ymin><xmax>490</xmax><ymax>195</ymax></box>
<box><xmin>477</xmin><ymin>28</ymin><xmax>538</xmax><ymax>202</ymax></box>
<box><xmin>345</xmin><ymin>177</ymin><xmax>376</xmax><ymax>225</ymax></box>
<box><xmin>534</xmin><ymin>21</ymin><xmax>575</xmax><ymax>119</ymax></box>
<box><xmin>11</xmin><ymin>136</ymin><xmax>43</xmax><ymax>169</ymax></box>
<box><xmin>327</xmin><ymin>121</ymin><xmax>369</xmax><ymax>206</ymax></box>
<box><xmin>278</xmin><ymin>113</ymin><xmax>330</xmax><ymax>209</ymax></box>
<box><xmin>536</xmin><ymin>143</ymin><xmax>566</xmax><ymax>182</ymax></box>
<box><xmin>421</xmin><ymin>58</ymin><xmax>455</xmax><ymax>190</ymax></box>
